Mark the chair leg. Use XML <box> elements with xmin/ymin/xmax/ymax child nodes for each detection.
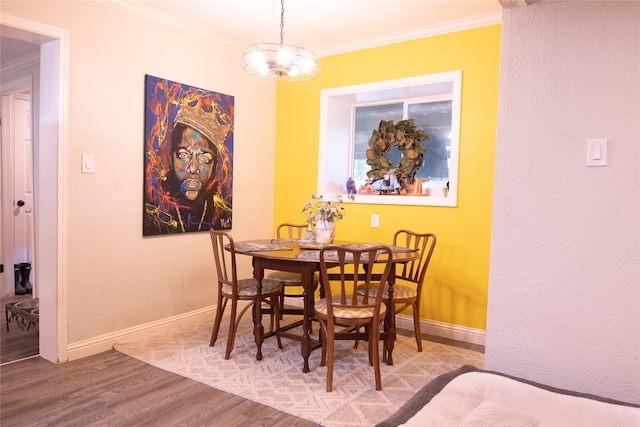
<box><xmin>279</xmin><ymin>291</ymin><xmax>285</xmax><ymax>320</ymax></box>
<box><xmin>366</xmin><ymin>327</ymin><xmax>372</xmax><ymax>365</ymax></box>
<box><xmin>382</xmin><ymin>302</ymin><xmax>393</xmax><ymax>363</ymax></box>
<box><xmin>371</xmin><ymin>320</ymin><xmax>382</xmax><ymax>391</ymax></box>
<box><xmin>224</xmin><ymin>299</ymin><xmax>239</xmax><ymax>360</ymax></box>
<box><xmin>318</xmin><ymin>320</ymin><xmax>327</xmax><ymax>367</ymax></box>
<box><xmin>274</xmin><ymin>295</ymin><xmax>283</xmax><ymax>349</ymax></box>
<box><xmin>412</xmin><ymin>302</ymin><xmax>422</xmax><ymax>352</ymax></box>
<box><xmin>210</xmin><ymin>295</ymin><xmax>227</xmax><ymax>346</ymax></box>
<box><xmin>267</xmin><ymin>297</ymin><xmax>276</xmax><ymax>334</ymax></box>
<box><xmin>325</xmin><ymin>324</ymin><xmax>335</xmax><ymax>392</ymax></box>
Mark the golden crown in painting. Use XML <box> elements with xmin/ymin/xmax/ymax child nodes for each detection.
<box><xmin>174</xmin><ymin>91</ymin><xmax>232</xmax><ymax>149</ymax></box>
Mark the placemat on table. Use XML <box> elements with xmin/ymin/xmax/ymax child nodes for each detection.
<box><xmin>230</xmin><ymin>242</ymin><xmax>293</xmax><ymax>252</ymax></box>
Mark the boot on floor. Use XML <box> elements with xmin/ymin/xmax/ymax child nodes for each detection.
<box><xmin>14</xmin><ymin>264</ymin><xmax>26</xmax><ymax>295</ymax></box>
<box><xmin>20</xmin><ymin>263</ymin><xmax>33</xmax><ymax>294</ymax></box>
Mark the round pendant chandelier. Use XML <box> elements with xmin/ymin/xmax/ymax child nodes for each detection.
<box><xmin>241</xmin><ymin>0</ymin><xmax>321</xmax><ymax>81</ymax></box>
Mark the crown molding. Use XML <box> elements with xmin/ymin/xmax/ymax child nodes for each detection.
<box><xmin>0</xmin><ymin>51</ymin><xmax>40</xmax><ymax>75</ymax></box>
<box><xmin>316</xmin><ymin>12</ymin><xmax>502</xmax><ymax>57</ymax></box>
<box><xmin>95</xmin><ymin>1</ymin><xmax>501</xmax><ymax>58</ymax></box>
<box><xmin>94</xmin><ymin>0</ymin><xmax>245</xmax><ymax>52</ymax></box>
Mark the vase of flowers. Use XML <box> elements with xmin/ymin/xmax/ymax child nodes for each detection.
<box><xmin>302</xmin><ymin>194</ymin><xmax>345</xmax><ymax>244</ymax></box>
<box><xmin>315</xmin><ymin>221</ymin><xmax>335</xmax><ymax>244</ymax></box>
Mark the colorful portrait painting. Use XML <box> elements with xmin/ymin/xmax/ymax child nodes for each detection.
<box><xmin>143</xmin><ymin>75</ymin><xmax>234</xmax><ymax>235</ymax></box>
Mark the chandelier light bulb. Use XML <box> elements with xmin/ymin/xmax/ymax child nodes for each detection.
<box><xmin>298</xmin><ymin>56</ymin><xmax>314</xmax><ymax>72</ymax></box>
<box><xmin>257</xmin><ymin>62</ymin><xmax>270</xmax><ymax>75</ymax></box>
<box><xmin>250</xmin><ymin>51</ymin><xmax>266</xmax><ymax>66</ymax></box>
<box><xmin>277</xmin><ymin>47</ymin><xmax>293</xmax><ymax>65</ymax></box>
<box><xmin>288</xmin><ymin>66</ymin><xmax>300</xmax><ymax>78</ymax></box>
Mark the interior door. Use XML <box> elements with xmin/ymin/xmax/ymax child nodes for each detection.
<box><xmin>13</xmin><ymin>94</ymin><xmax>34</xmax><ymax>275</ymax></box>
<box><xmin>1</xmin><ymin>88</ymin><xmax>35</xmax><ymax>296</ymax></box>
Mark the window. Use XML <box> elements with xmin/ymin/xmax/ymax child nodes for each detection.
<box><xmin>318</xmin><ymin>71</ymin><xmax>461</xmax><ymax>207</ymax></box>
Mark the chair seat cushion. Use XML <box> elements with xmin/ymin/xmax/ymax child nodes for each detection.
<box><xmin>266</xmin><ymin>271</ymin><xmax>319</xmax><ymax>289</ymax></box>
<box><xmin>266</xmin><ymin>271</ymin><xmax>303</xmax><ymax>283</ymax></box>
<box><xmin>356</xmin><ymin>284</ymin><xmax>417</xmax><ymax>300</ymax></box>
<box><xmin>222</xmin><ymin>278</ymin><xmax>282</xmax><ymax>297</ymax></box>
<box><xmin>315</xmin><ymin>296</ymin><xmax>387</xmax><ymax>319</ymax></box>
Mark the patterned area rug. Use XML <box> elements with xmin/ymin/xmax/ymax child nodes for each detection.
<box><xmin>114</xmin><ymin>310</ymin><xmax>483</xmax><ymax>427</ymax></box>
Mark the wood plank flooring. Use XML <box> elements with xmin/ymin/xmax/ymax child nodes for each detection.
<box><xmin>0</xmin><ymin>298</ymin><xmax>483</xmax><ymax>426</ymax></box>
<box><xmin>0</xmin><ymin>349</ymin><xmax>320</xmax><ymax>426</ymax></box>
<box><xmin>1</xmin><ymin>295</ymin><xmax>39</xmax><ymax>364</ymax></box>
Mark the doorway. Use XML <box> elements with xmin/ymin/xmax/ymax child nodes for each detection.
<box><xmin>1</xmin><ymin>81</ymin><xmax>35</xmax><ymax>296</ymax></box>
<box><xmin>0</xmin><ymin>80</ymin><xmax>38</xmax><ymax>363</ymax></box>
<box><xmin>0</xmin><ymin>16</ymin><xmax>69</xmax><ymax>364</ymax></box>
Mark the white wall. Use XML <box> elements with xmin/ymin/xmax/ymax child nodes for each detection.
<box><xmin>486</xmin><ymin>1</ymin><xmax>639</xmax><ymax>404</ymax></box>
<box><xmin>1</xmin><ymin>2</ymin><xmax>277</xmax><ymax>351</ymax></box>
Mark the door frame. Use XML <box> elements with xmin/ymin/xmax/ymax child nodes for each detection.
<box><xmin>1</xmin><ymin>14</ymin><xmax>70</xmax><ymax>363</ymax></box>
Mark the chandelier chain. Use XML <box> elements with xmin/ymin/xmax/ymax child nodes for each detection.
<box><xmin>280</xmin><ymin>0</ymin><xmax>285</xmax><ymax>45</ymax></box>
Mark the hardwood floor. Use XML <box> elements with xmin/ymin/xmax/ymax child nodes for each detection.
<box><xmin>0</xmin><ymin>349</ymin><xmax>320</xmax><ymax>426</ymax></box>
<box><xmin>0</xmin><ymin>299</ymin><xmax>482</xmax><ymax>426</ymax></box>
<box><xmin>1</xmin><ymin>294</ymin><xmax>39</xmax><ymax>364</ymax></box>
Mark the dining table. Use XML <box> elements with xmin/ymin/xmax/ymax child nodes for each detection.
<box><xmin>233</xmin><ymin>239</ymin><xmax>419</xmax><ymax>373</ymax></box>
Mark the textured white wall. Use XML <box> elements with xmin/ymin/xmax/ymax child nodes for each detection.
<box><xmin>2</xmin><ymin>2</ymin><xmax>277</xmax><ymax>346</ymax></box>
<box><xmin>486</xmin><ymin>1</ymin><xmax>640</xmax><ymax>404</ymax></box>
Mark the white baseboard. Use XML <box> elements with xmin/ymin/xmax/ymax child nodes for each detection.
<box><xmin>66</xmin><ymin>306</ymin><xmax>215</xmax><ymax>361</ymax></box>
<box><xmin>67</xmin><ymin>299</ymin><xmax>485</xmax><ymax>361</ymax></box>
<box><xmin>394</xmin><ymin>313</ymin><xmax>485</xmax><ymax>346</ymax></box>
<box><xmin>284</xmin><ymin>297</ymin><xmax>485</xmax><ymax>346</ymax></box>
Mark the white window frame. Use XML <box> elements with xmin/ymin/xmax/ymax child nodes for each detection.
<box><xmin>318</xmin><ymin>71</ymin><xmax>461</xmax><ymax>207</ymax></box>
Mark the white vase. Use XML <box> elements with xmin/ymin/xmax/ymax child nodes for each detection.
<box><xmin>315</xmin><ymin>220</ymin><xmax>336</xmax><ymax>244</ymax></box>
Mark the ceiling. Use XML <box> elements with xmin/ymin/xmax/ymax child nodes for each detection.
<box><xmin>1</xmin><ymin>37</ymin><xmax>40</xmax><ymax>66</ymax></box>
<box><xmin>1</xmin><ymin>0</ymin><xmax>502</xmax><ymax>66</ymax></box>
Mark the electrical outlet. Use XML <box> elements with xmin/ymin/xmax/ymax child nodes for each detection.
<box><xmin>371</xmin><ymin>214</ymin><xmax>379</xmax><ymax>228</ymax></box>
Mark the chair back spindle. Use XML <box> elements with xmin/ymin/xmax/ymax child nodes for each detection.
<box><xmin>210</xmin><ymin>231</ymin><xmax>237</xmax><ymax>293</ymax></box>
<box><xmin>277</xmin><ymin>223</ymin><xmax>309</xmax><ymax>240</ymax></box>
<box><xmin>394</xmin><ymin>230</ymin><xmax>436</xmax><ymax>289</ymax></box>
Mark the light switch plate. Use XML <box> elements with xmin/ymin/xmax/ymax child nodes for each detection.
<box><xmin>587</xmin><ymin>139</ymin><xmax>607</xmax><ymax>167</ymax></box>
<box><xmin>82</xmin><ymin>153</ymin><xmax>95</xmax><ymax>173</ymax></box>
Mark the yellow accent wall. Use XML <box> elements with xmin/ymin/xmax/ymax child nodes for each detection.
<box><xmin>274</xmin><ymin>25</ymin><xmax>500</xmax><ymax>330</ymax></box>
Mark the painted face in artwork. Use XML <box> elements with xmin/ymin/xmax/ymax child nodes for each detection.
<box><xmin>173</xmin><ymin>127</ymin><xmax>215</xmax><ymax>201</ymax></box>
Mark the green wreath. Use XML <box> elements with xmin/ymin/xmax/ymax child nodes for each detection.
<box><xmin>365</xmin><ymin>119</ymin><xmax>428</xmax><ymax>184</ymax></box>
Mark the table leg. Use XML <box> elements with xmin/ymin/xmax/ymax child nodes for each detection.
<box><xmin>253</xmin><ymin>259</ymin><xmax>265</xmax><ymax>361</ymax></box>
<box><xmin>300</xmin><ymin>264</ymin><xmax>316</xmax><ymax>373</ymax></box>
<box><xmin>384</xmin><ymin>271</ymin><xmax>396</xmax><ymax>365</ymax></box>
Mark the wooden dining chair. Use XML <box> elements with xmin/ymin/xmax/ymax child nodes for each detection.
<box><xmin>390</xmin><ymin>230</ymin><xmax>436</xmax><ymax>352</ymax></box>
<box><xmin>209</xmin><ymin>230</ymin><xmax>283</xmax><ymax>360</ymax></box>
<box><xmin>266</xmin><ymin>223</ymin><xmax>318</xmax><ymax>319</ymax></box>
<box><xmin>358</xmin><ymin>230</ymin><xmax>436</xmax><ymax>352</ymax></box>
<box><xmin>314</xmin><ymin>245</ymin><xmax>393</xmax><ymax>392</ymax></box>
